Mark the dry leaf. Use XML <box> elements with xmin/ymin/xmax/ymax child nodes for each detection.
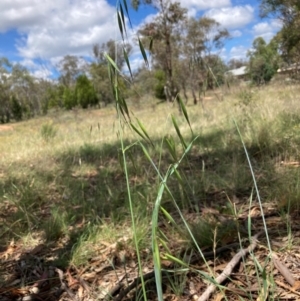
<box><xmin>214</xmin><ymin>292</ymin><xmax>224</xmax><ymax>301</ymax></box>
<box><xmin>292</xmin><ymin>280</ymin><xmax>300</xmax><ymax>291</ymax></box>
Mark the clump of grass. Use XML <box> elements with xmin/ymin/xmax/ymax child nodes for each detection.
<box><xmin>43</xmin><ymin>208</ymin><xmax>69</xmax><ymax>241</ymax></box>
<box><xmin>237</xmin><ymin>88</ymin><xmax>254</xmax><ymax>107</ymax></box>
<box><xmin>40</xmin><ymin>122</ymin><xmax>57</xmax><ymax>142</ymax></box>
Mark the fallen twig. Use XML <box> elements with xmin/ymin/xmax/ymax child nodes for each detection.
<box><xmin>197</xmin><ymin>230</ymin><xmax>264</xmax><ymax>301</ymax></box>
<box><xmin>113</xmin><ymin>270</ymin><xmax>158</xmax><ymax>301</ymax></box>
<box><xmin>275</xmin><ymin>280</ymin><xmax>300</xmax><ymax>297</ymax></box>
<box><xmin>272</xmin><ymin>253</ymin><xmax>295</xmax><ymax>286</ymax></box>
<box><xmin>56</xmin><ymin>268</ymin><xmax>78</xmax><ymax>300</ymax></box>
<box><xmin>112</xmin><ymin>241</ymin><xmax>241</xmax><ymax>301</ymax></box>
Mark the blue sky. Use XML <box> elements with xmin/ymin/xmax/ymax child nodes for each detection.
<box><xmin>0</xmin><ymin>0</ymin><xmax>281</xmax><ymax>78</ymax></box>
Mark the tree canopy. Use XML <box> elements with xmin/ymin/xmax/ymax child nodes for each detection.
<box><xmin>260</xmin><ymin>0</ymin><xmax>300</xmax><ymax>64</ymax></box>
<box><xmin>247</xmin><ymin>37</ymin><xmax>281</xmax><ymax>84</ymax></box>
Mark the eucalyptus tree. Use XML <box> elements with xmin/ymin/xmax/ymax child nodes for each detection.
<box><xmin>90</xmin><ymin>39</ymin><xmax>132</xmax><ymax>106</ymax></box>
<box><xmin>138</xmin><ymin>0</ymin><xmax>187</xmax><ymax>102</ymax></box>
<box><xmin>57</xmin><ymin>55</ymin><xmax>88</xmax><ymax>88</ymax></box>
<box><xmin>10</xmin><ymin>63</ymin><xmax>38</xmax><ymax>117</ymax></box>
<box><xmin>93</xmin><ymin>39</ymin><xmax>132</xmax><ymax>70</ymax></box>
<box><xmin>182</xmin><ymin>17</ymin><xmax>229</xmax><ymax>104</ymax></box>
<box><xmin>247</xmin><ymin>37</ymin><xmax>281</xmax><ymax>84</ymax></box>
<box><xmin>227</xmin><ymin>58</ymin><xmax>248</xmax><ymax>70</ymax></box>
<box><xmin>260</xmin><ymin>0</ymin><xmax>300</xmax><ymax>64</ymax></box>
<box><xmin>0</xmin><ymin>58</ymin><xmax>40</xmax><ymax>121</ymax></box>
<box><xmin>0</xmin><ymin>57</ymin><xmax>12</xmax><ymax>123</ymax></box>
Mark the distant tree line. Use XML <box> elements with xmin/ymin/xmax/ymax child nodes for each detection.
<box><xmin>0</xmin><ymin>40</ymin><xmax>131</xmax><ymax>123</ymax></box>
<box><xmin>0</xmin><ymin>0</ymin><xmax>298</xmax><ymax>123</ymax></box>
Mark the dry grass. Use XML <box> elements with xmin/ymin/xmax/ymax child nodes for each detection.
<box><xmin>1</xmin><ymin>82</ymin><xmax>300</xmax><ymax>300</ymax></box>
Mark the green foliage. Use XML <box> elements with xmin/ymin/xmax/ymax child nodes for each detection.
<box><xmin>63</xmin><ymin>86</ymin><xmax>77</xmax><ymax>110</ymax></box>
<box><xmin>90</xmin><ymin>40</ymin><xmax>131</xmax><ymax>106</ymax></box>
<box><xmin>154</xmin><ymin>70</ymin><xmax>166</xmax><ymax>100</ymax></box>
<box><xmin>138</xmin><ymin>1</ymin><xmax>187</xmax><ymax>102</ymax></box>
<box><xmin>260</xmin><ymin>0</ymin><xmax>300</xmax><ymax>63</ymax></box>
<box><xmin>205</xmin><ymin>55</ymin><xmax>228</xmax><ymax>89</ymax></box>
<box><xmin>247</xmin><ymin>37</ymin><xmax>280</xmax><ymax>85</ymax></box>
<box><xmin>57</xmin><ymin>55</ymin><xmax>86</xmax><ymax>87</ymax></box>
<box><xmin>43</xmin><ymin>208</ymin><xmax>68</xmax><ymax>241</ymax></box>
<box><xmin>47</xmin><ymin>85</ymin><xmax>64</xmax><ymax>109</ymax></box>
<box><xmin>40</xmin><ymin>123</ymin><xmax>57</xmax><ymax>142</ymax></box>
<box><xmin>10</xmin><ymin>96</ymin><xmax>23</xmax><ymax>121</ymax></box>
<box><xmin>75</xmin><ymin>74</ymin><xmax>98</xmax><ymax>109</ymax></box>
<box><xmin>0</xmin><ymin>56</ymin><xmax>55</xmax><ymax>121</ymax></box>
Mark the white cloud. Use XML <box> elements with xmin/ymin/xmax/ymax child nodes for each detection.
<box><xmin>231</xmin><ymin>30</ymin><xmax>242</xmax><ymax>38</ymax></box>
<box><xmin>127</xmin><ymin>56</ymin><xmax>145</xmax><ymax>72</ymax></box>
<box><xmin>141</xmin><ymin>13</ymin><xmax>157</xmax><ymax>25</ymax></box>
<box><xmin>32</xmin><ymin>68</ymin><xmax>53</xmax><ymax>79</ymax></box>
<box><xmin>187</xmin><ymin>7</ymin><xmax>197</xmax><ymax>18</ymax></box>
<box><xmin>180</xmin><ymin>0</ymin><xmax>231</xmax><ymax>10</ymax></box>
<box><xmin>0</xmin><ymin>0</ymin><xmax>54</xmax><ymax>32</ymax></box>
<box><xmin>0</xmin><ymin>0</ymin><xmax>121</xmax><ymax>60</ymax></box>
<box><xmin>229</xmin><ymin>45</ymin><xmax>248</xmax><ymax>59</ymax></box>
<box><xmin>252</xmin><ymin>20</ymin><xmax>282</xmax><ymax>42</ymax></box>
<box><xmin>19</xmin><ymin>58</ymin><xmax>54</xmax><ymax>79</ymax></box>
<box><xmin>205</xmin><ymin>5</ymin><xmax>254</xmax><ymax>29</ymax></box>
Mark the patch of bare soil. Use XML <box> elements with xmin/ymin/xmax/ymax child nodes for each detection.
<box><xmin>1</xmin><ymin>201</ymin><xmax>300</xmax><ymax>301</ymax></box>
<box><xmin>0</xmin><ymin>125</ymin><xmax>13</xmax><ymax>132</ymax></box>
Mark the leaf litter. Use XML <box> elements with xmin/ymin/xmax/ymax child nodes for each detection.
<box><xmin>1</xmin><ymin>200</ymin><xmax>300</xmax><ymax>301</ymax></box>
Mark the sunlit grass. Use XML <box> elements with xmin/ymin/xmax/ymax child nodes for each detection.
<box><xmin>1</xmin><ymin>83</ymin><xmax>300</xmax><ymax>296</ymax></box>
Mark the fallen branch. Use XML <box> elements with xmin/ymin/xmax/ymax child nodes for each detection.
<box><xmin>112</xmin><ymin>241</ymin><xmax>241</xmax><ymax>301</ymax></box>
<box><xmin>113</xmin><ymin>270</ymin><xmax>159</xmax><ymax>301</ymax></box>
<box><xmin>197</xmin><ymin>230</ymin><xmax>264</xmax><ymax>301</ymax></box>
<box><xmin>272</xmin><ymin>253</ymin><xmax>295</xmax><ymax>286</ymax></box>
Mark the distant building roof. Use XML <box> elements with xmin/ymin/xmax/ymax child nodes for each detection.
<box><xmin>225</xmin><ymin>66</ymin><xmax>247</xmax><ymax>77</ymax></box>
<box><xmin>277</xmin><ymin>63</ymin><xmax>300</xmax><ymax>73</ymax></box>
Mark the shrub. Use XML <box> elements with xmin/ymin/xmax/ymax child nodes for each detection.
<box><xmin>154</xmin><ymin>70</ymin><xmax>166</xmax><ymax>100</ymax></box>
<box><xmin>10</xmin><ymin>96</ymin><xmax>23</xmax><ymax>121</ymax></box>
<box><xmin>63</xmin><ymin>87</ymin><xmax>77</xmax><ymax>110</ymax></box>
<box><xmin>75</xmin><ymin>75</ymin><xmax>99</xmax><ymax>109</ymax></box>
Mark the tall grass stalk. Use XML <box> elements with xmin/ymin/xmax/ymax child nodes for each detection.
<box><xmin>234</xmin><ymin>119</ymin><xmax>272</xmax><ymax>252</ymax></box>
<box><xmin>107</xmin><ymin>58</ymin><xmax>147</xmax><ymax>300</ymax></box>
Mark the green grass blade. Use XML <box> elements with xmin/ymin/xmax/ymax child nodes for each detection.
<box><xmin>162</xmin><ymin>253</ymin><xmax>189</xmax><ymax>268</ymax></box>
<box><xmin>151</xmin><ymin>136</ymin><xmax>198</xmax><ymax>301</ymax></box>
<box><xmin>158</xmin><ymin>236</ymin><xmax>171</xmax><ymax>254</ymax></box>
<box><xmin>149</xmin><ymin>37</ymin><xmax>153</xmax><ymax>52</ymax></box>
<box><xmin>117</xmin><ymin>11</ymin><xmax>124</xmax><ymax>40</ymax></box>
<box><xmin>119</xmin><ymin>4</ymin><xmax>127</xmax><ymax>37</ymax></box>
<box><xmin>123</xmin><ymin>48</ymin><xmax>133</xmax><ymax>78</ymax></box>
<box><xmin>122</xmin><ymin>0</ymin><xmax>132</xmax><ymax>28</ymax></box>
<box><xmin>152</xmin><ymin>183</ymin><xmax>165</xmax><ymax>301</ymax></box>
<box><xmin>234</xmin><ymin>119</ymin><xmax>272</xmax><ymax>252</ymax></box>
<box><xmin>130</xmin><ymin>122</ymin><xmax>147</xmax><ymax>141</ymax></box>
<box><xmin>177</xmin><ymin>95</ymin><xmax>193</xmax><ymax>133</ymax></box>
<box><xmin>160</xmin><ymin>206</ymin><xmax>176</xmax><ymax>225</ymax></box>
<box><xmin>104</xmin><ymin>53</ymin><xmax>121</xmax><ymax>74</ymax></box>
<box><xmin>164</xmin><ymin>136</ymin><xmax>177</xmax><ymax>161</ymax></box>
<box><xmin>137</xmin><ymin>135</ymin><xmax>199</xmax><ymax>301</ymax></box>
<box><xmin>136</xmin><ymin>118</ymin><xmax>154</xmax><ymax>146</ymax></box>
<box><xmin>119</xmin><ymin>96</ymin><xmax>130</xmax><ymax>121</ymax></box>
<box><xmin>138</xmin><ymin>38</ymin><xmax>149</xmax><ymax>68</ymax></box>
<box><xmin>174</xmin><ymin>169</ymin><xmax>184</xmax><ymax>186</ymax></box>
<box><xmin>171</xmin><ymin>115</ymin><xmax>187</xmax><ymax>149</ymax></box>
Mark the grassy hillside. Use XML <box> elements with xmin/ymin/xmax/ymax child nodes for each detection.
<box><xmin>1</xmin><ymin>83</ymin><xmax>300</xmax><ymax>300</ymax></box>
